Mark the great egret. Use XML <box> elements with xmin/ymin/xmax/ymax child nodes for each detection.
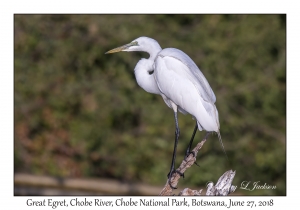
<box><xmin>106</xmin><ymin>37</ymin><xmax>225</xmax><ymax>188</ymax></box>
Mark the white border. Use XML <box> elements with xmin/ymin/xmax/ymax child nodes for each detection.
<box><xmin>1</xmin><ymin>0</ymin><xmax>298</xmax><ymax>208</ymax></box>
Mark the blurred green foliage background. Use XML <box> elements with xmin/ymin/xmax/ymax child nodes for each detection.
<box><xmin>14</xmin><ymin>14</ymin><xmax>286</xmax><ymax>195</ymax></box>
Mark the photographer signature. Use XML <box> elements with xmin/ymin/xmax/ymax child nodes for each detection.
<box><xmin>240</xmin><ymin>181</ymin><xmax>276</xmax><ymax>191</ymax></box>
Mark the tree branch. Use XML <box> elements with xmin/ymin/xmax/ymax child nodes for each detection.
<box><xmin>159</xmin><ymin>137</ymin><xmax>236</xmax><ymax>196</ymax></box>
<box><xmin>205</xmin><ymin>170</ymin><xmax>236</xmax><ymax>195</ymax></box>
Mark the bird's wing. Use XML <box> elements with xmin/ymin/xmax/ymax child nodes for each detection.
<box><xmin>161</xmin><ymin>91</ymin><xmax>188</xmax><ymax>115</ymax></box>
<box><xmin>156</xmin><ymin>48</ymin><xmax>216</xmax><ymax>104</ymax></box>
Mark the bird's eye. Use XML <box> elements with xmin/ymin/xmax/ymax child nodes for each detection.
<box><xmin>132</xmin><ymin>41</ymin><xmax>138</xmax><ymax>46</ymax></box>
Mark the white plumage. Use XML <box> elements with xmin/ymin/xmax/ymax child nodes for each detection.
<box><xmin>155</xmin><ymin>49</ymin><xmax>220</xmax><ymax>132</ymax></box>
<box><xmin>106</xmin><ymin>36</ymin><xmax>226</xmax><ymax>184</ymax></box>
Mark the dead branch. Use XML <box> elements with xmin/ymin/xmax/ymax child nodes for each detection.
<box><xmin>159</xmin><ymin>137</ymin><xmax>236</xmax><ymax>196</ymax></box>
<box><xmin>159</xmin><ymin>138</ymin><xmax>207</xmax><ymax>195</ymax></box>
<box><xmin>206</xmin><ymin>170</ymin><xmax>236</xmax><ymax>195</ymax></box>
<box><xmin>178</xmin><ymin>170</ymin><xmax>236</xmax><ymax>196</ymax></box>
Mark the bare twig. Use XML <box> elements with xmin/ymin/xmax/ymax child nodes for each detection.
<box><xmin>159</xmin><ymin>138</ymin><xmax>207</xmax><ymax>196</ymax></box>
<box><xmin>159</xmin><ymin>137</ymin><xmax>236</xmax><ymax>196</ymax></box>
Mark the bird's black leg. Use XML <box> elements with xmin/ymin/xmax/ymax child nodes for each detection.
<box><xmin>185</xmin><ymin>122</ymin><xmax>198</xmax><ymax>159</ymax></box>
<box><xmin>184</xmin><ymin>127</ymin><xmax>211</xmax><ymax>168</ymax></box>
<box><xmin>167</xmin><ymin>111</ymin><xmax>183</xmax><ymax>189</ymax></box>
<box><xmin>204</xmin><ymin>131</ymin><xmax>211</xmax><ymax>140</ymax></box>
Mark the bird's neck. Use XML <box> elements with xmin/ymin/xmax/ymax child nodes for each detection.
<box><xmin>146</xmin><ymin>45</ymin><xmax>162</xmax><ymax>61</ymax></box>
<box><xmin>134</xmin><ymin>59</ymin><xmax>161</xmax><ymax>95</ymax></box>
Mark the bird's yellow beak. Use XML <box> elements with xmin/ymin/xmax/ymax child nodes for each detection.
<box><xmin>105</xmin><ymin>45</ymin><xmax>127</xmax><ymax>54</ymax></box>
<box><xmin>105</xmin><ymin>41</ymin><xmax>138</xmax><ymax>54</ymax></box>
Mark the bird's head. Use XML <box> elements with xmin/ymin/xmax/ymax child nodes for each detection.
<box><xmin>105</xmin><ymin>37</ymin><xmax>162</xmax><ymax>58</ymax></box>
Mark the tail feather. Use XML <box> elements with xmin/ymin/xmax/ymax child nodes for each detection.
<box><xmin>217</xmin><ymin>131</ymin><xmax>228</xmax><ymax>161</ymax></box>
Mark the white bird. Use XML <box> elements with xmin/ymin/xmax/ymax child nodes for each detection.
<box><xmin>106</xmin><ymin>37</ymin><xmax>226</xmax><ymax>187</ymax></box>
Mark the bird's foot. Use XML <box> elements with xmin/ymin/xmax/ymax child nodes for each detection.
<box><xmin>168</xmin><ymin>179</ymin><xmax>177</xmax><ymax>189</ymax></box>
<box><xmin>167</xmin><ymin>169</ymin><xmax>184</xmax><ymax>189</ymax></box>
<box><xmin>185</xmin><ymin>151</ymin><xmax>200</xmax><ymax>167</ymax></box>
<box><xmin>167</xmin><ymin>169</ymin><xmax>184</xmax><ymax>179</ymax></box>
<box><xmin>184</xmin><ymin>151</ymin><xmax>196</xmax><ymax>160</ymax></box>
